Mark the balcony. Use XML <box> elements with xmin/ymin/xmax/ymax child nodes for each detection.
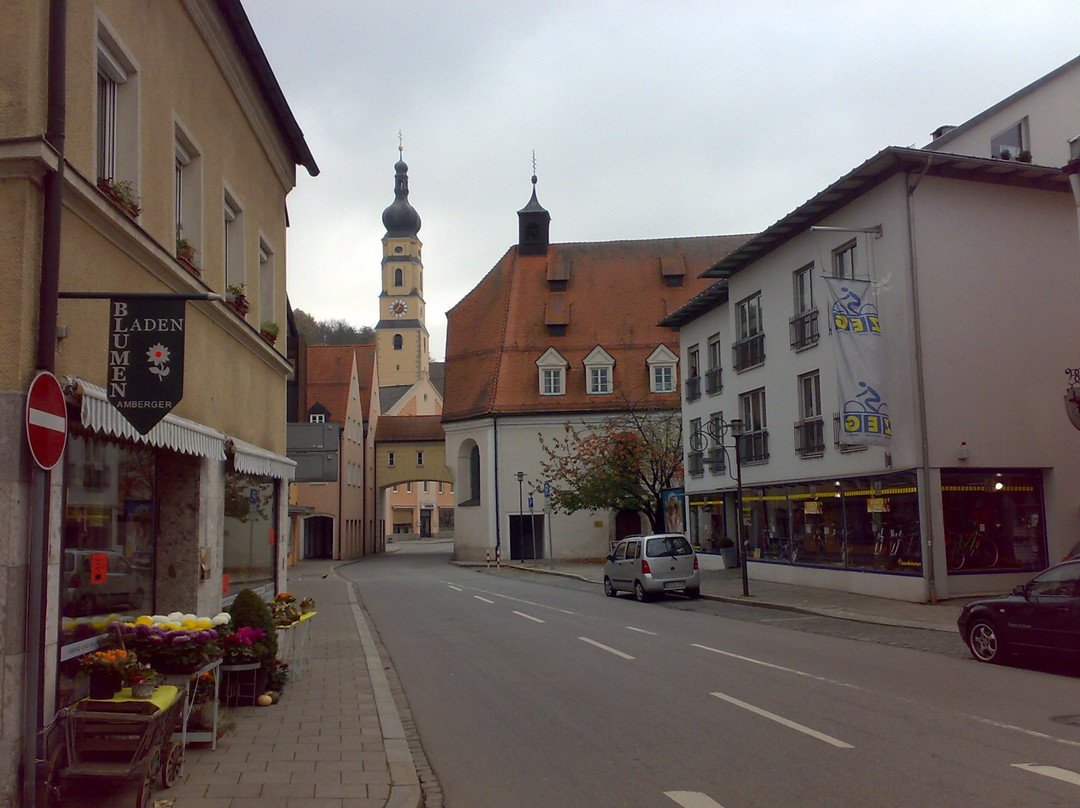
<box><xmin>789</xmin><ymin>309</ymin><xmax>819</xmax><ymax>351</ymax></box>
<box><xmin>706</xmin><ymin>448</ymin><xmax>727</xmax><ymax>474</ymax></box>
<box><xmin>685</xmin><ymin>375</ymin><xmax>701</xmax><ymax>402</ymax></box>
<box><xmin>739</xmin><ymin>430</ymin><xmax>769</xmax><ymax>463</ymax></box>
<box><xmin>794</xmin><ymin>418</ymin><xmax>825</xmax><ymax>456</ymax></box>
<box><xmin>704</xmin><ymin>367</ymin><xmax>722</xmax><ymax>395</ymax></box>
<box><xmin>687</xmin><ymin>451</ymin><xmax>704</xmax><ymax>476</ymax></box>
<box><xmin>732</xmin><ymin>333</ymin><xmax>764</xmax><ymax>372</ymax></box>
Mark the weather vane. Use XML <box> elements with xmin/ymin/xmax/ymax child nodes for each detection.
<box><xmin>398</xmin><ymin>130</ymin><xmax>403</xmax><ymax>153</ymax></box>
<box><xmin>531</xmin><ymin>149</ymin><xmax>537</xmax><ymax>183</ymax></box>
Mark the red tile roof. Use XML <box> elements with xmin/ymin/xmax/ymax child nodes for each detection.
<box><xmin>304</xmin><ymin>344</ymin><xmax>376</xmax><ymax>424</ymax></box>
<box><xmin>375</xmin><ymin>415</ymin><xmax>445</xmax><ymax>443</ymax></box>
<box><xmin>443</xmin><ymin>236</ymin><xmax>750</xmax><ymax>422</ymax></box>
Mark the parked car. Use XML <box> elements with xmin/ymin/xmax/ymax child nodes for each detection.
<box><xmin>63</xmin><ymin>549</ymin><xmax>146</xmax><ymax>617</ymax></box>
<box><xmin>957</xmin><ymin>559</ymin><xmax>1080</xmax><ymax>664</ymax></box>
<box><xmin>604</xmin><ymin>533</ymin><xmax>700</xmax><ymax>602</ymax></box>
<box><xmin>1064</xmin><ymin>539</ymin><xmax>1080</xmax><ymax>562</ymax></box>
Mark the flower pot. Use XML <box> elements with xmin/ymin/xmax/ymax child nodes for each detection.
<box><xmin>130</xmin><ymin>681</ymin><xmax>155</xmax><ymax>699</ymax></box>
<box><xmin>88</xmin><ymin>670</ymin><xmax>122</xmax><ymax>700</ymax></box>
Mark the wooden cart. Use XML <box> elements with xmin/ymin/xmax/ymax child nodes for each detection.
<box><xmin>43</xmin><ymin>685</ymin><xmax>185</xmax><ymax>808</ymax></box>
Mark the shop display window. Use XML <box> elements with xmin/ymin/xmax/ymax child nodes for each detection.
<box><xmin>941</xmin><ymin>469</ymin><xmax>1046</xmax><ymax>574</ymax></box>
<box><xmin>223</xmin><ymin>472</ymin><xmax>278</xmax><ymax>598</ymax></box>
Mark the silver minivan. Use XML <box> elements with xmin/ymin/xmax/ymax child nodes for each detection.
<box><xmin>604</xmin><ymin>534</ymin><xmax>700</xmax><ymax>601</ymax></box>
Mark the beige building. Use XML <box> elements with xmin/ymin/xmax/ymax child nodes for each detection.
<box><xmin>0</xmin><ymin>1</ymin><xmax>315</xmax><ymax>801</ymax></box>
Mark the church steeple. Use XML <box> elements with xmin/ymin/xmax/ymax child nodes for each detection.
<box><xmin>382</xmin><ymin>145</ymin><xmax>422</xmax><ymax>239</ymax></box>
<box><xmin>517</xmin><ymin>166</ymin><xmax>550</xmax><ymax>257</ymax></box>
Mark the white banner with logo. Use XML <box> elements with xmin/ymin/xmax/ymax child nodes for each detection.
<box><xmin>825</xmin><ymin>277</ymin><xmax>891</xmax><ymax>445</ymax></box>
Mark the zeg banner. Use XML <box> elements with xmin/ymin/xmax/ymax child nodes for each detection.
<box><xmin>824</xmin><ymin>277</ymin><xmax>891</xmax><ymax>446</ymax></box>
<box><xmin>108</xmin><ymin>297</ymin><xmax>186</xmax><ymax>434</ymax></box>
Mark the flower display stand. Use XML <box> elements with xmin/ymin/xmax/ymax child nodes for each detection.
<box><xmin>275</xmin><ymin>611</ymin><xmax>316</xmax><ymax>680</ymax></box>
<box><xmin>220</xmin><ymin>662</ymin><xmax>265</xmax><ymax>707</ymax></box>
<box><xmin>162</xmin><ymin>658</ymin><xmax>221</xmax><ymax>751</ymax></box>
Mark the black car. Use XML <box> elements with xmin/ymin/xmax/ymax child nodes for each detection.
<box><xmin>957</xmin><ymin>559</ymin><xmax>1080</xmax><ymax>664</ymax></box>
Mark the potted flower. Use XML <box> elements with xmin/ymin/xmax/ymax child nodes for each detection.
<box><xmin>717</xmin><ymin>537</ymin><xmax>739</xmax><ymax>569</ymax></box>
<box><xmin>221</xmin><ymin>626</ymin><xmax>269</xmax><ymax>664</ymax></box>
<box><xmin>220</xmin><ymin>590</ymin><xmax>277</xmax><ymax>704</ymax></box>
<box><xmin>176</xmin><ymin>233</ymin><xmax>199</xmax><ymax>275</ymax></box>
<box><xmin>112</xmin><ymin>613</ymin><xmax>226</xmax><ymax>674</ymax></box>
<box><xmin>299</xmin><ymin>597</ymin><xmax>315</xmax><ymax>614</ymax></box>
<box><xmin>225</xmin><ymin>283</ymin><xmax>250</xmax><ymax>315</ymax></box>
<box><xmin>125</xmin><ymin>661</ymin><xmax>158</xmax><ymax>699</ymax></box>
<box><xmin>79</xmin><ymin>648</ymin><xmax>138</xmax><ymax>699</ymax></box>
<box><xmin>269</xmin><ymin>592</ymin><xmax>301</xmax><ymax>627</ymax></box>
<box><xmin>96</xmin><ymin>177</ymin><xmax>142</xmax><ymax>218</ymax></box>
<box><xmin>259</xmin><ymin>321</ymin><xmax>279</xmax><ymax>345</ymax></box>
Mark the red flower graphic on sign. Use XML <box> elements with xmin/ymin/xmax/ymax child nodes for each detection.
<box><xmin>147</xmin><ymin>343</ymin><xmax>171</xmax><ymax>380</ymax></box>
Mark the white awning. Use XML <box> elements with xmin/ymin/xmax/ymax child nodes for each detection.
<box><xmin>228</xmin><ymin>437</ymin><xmax>296</xmax><ymax>480</ymax></box>
<box><xmin>65</xmin><ymin>377</ymin><xmax>227</xmax><ymax>461</ymax></box>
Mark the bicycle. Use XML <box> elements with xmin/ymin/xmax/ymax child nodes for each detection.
<box><xmin>944</xmin><ymin>528</ymin><xmax>999</xmax><ymax>571</ymax></box>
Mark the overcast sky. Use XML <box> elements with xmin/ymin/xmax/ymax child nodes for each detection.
<box><xmin>243</xmin><ymin>1</ymin><xmax>1080</xmax><ymax>361</ymax></box>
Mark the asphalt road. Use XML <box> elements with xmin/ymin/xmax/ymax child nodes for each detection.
<box><xmin>343</xmin><ymin>543</ymin><xmax>1080</xmax><ymax>808</ymax></box>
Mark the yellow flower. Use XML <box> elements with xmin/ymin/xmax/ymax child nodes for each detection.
<box><xmin>135</xmin><ymin>615</ymin><xmax>154</xmax><ymax>626</ymax></box>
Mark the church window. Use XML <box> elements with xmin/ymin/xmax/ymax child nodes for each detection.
<box><xmin>393</xmin><ymin>334</ymin><xmax>403</xmax><ymax>350</ymax></box>
<box><xmin>394</xmin><ymin>267</ymin><xmax>403</xmax><ymax>286</ymax></box>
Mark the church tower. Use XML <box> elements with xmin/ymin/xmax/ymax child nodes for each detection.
<box><xmin>376</xmin><ymin>149</ymin><xmax>430</xmax><ymax>387</ymax></box>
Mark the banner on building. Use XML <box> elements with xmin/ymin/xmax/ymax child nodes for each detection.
<box><xmin>824</xmin><ymin>277</ymin><xmax>891</xmax><ymax>446</ymax></box>
<box><xmin>107</xmin><ymin>297</ymin><xmax>186</xmax><ymax>435</ymax></box>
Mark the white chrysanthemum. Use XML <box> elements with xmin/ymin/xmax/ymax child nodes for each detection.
<box><xmin>211</xmin><ymin>612</ymin><xmax>231</xmax><ymax>626</ymax></box>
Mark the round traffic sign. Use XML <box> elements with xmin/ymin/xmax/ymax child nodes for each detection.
<box><xmin>26</xmin><ymin>371</ymin><xmax>68</xmax><ymax>470</ymax></box>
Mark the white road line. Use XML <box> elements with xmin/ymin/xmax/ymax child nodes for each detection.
<box><xmin>966</xmin><ymin>716</ymin><xmax>1080</xmax><ymax>749</ymax></box>
<box><xmin>711</xmin><ymin>691</ymin><xmax>854</xmax><ymax>749</ymax></box>
<box><xmin>447</xmin><ymin>584</ymin><xmax>463</xmax><ymax>592</ymax></box>
<box><xmin>693</xmin><ymin>644</ymin><xmax>860</xmax><ymax>690</ymax></box>
<box><xmin>1012</xmin><ymin>763</ymin><xmax>1080</xmax><ymax>786</ymax></box>
<box><xmin>626</xmin><ymin>626</ymin><xmax>658</xmax><ymax>635</ymax></box>
<box><xmin>665</xmin><ymin>791</ymin><xmax>725</xmax><ymax>808</ymax></box>
<box><xmin>513</xmin><ymin>611</ymin><xmax>545</xmax><ymax>623</ymax></box>
<box><xmin>474</xmin><ymin>596</ymin><xmax>494</xmax><ymax>604</ymax></box>
<box><xmin>441</xmin><ymin>581</ymin><xmax>577</xmax><ymax>615</ymax></box>
<box><xmin>579</xmin><ymin>637</ymin><xmax>635</xmax><ymax>660</ymax></box>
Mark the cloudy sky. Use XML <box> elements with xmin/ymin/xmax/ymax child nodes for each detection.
<box><xmin>243</xmin><ymin>1</ymin><xmax>1080</xmax><ymax>360</ymax></box>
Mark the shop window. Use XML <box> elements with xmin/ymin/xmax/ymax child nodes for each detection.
<box><xmin>941</xmin><ymin>469</ymin><xmax>1045</xmax><ymax>574</ymax></box>
<box><xmin>223</xmin><ymin>472</ymin><xmax>277</xmax><ymax>597</ymax></box>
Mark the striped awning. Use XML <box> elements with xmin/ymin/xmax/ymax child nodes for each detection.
<box><xmin>66</xmin><ymin>377</ymin><xmax>227</xmax><ymax>461</ymax></box>
<box><xmin>229</xmin><ymin>436</ymin><xmax>296</xmax><ymax>480</ymax></box>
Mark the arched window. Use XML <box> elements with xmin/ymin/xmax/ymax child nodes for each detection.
<box><xmin>394</xmin><ymin>267</ymin><xmax>403</xmax><ymax>286</ymax></box>
<box><xmin>469</xmin><ymin>445</ymin><xmax>481</xmax><ymax>505</ymax></box>
<box><xmin>457</xmin><ymin>440</ymin><xmax>481</xmax><ymax>506</ymax></box>
<box><xmin>393</xmin><ymin>334</ymin><xmax>403</xmax><ymax>350</ymax></box>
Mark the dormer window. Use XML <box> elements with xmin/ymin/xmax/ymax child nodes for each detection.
<box><xmin>991</xmin><ymin>119</ymin><xmax>1028</xmax><ymax>160</ymax></box>
<box><xmin>583</xmin><ymin>346</ymin><xmax>614</xmax><ymax>395</ymax></box>
<box><xmin>647</xmin><ymin>345</ymin><xmax>678</xmax><ymax>394</ymax></box>
<box><xmin>536</xmin><ymin>348</ymin><xmax>568</xmax><ymax>396</ymax></box>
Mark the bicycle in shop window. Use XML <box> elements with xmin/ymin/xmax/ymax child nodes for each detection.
<box><xmin>944</xmin><ymin>528</ymin><xmax>999</xmax><ymax>571</ymax></box>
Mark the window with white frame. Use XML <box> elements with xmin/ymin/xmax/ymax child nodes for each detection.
<box><xmin>174</xmin><ymin>125</ymin><xmax>201</xmax><ymax>263</ymax></box>
<box><xmin>739</xmin><ymin>387</ymin><xmax>769</xmax><ymax>462</ymax></box>
<box><xmin>417</xmin><ymin>451</ymin><xmax>424</xmax><ymax>466</ymax></box>
<box><xmin>705</xmin><ymin>334</ymin><xmax>723</xmax><ymax>394</ymax></box>
<box><xmin>259</xmin><ymin>240</ymin><xmax>274</xmax><ymax>326</ymax></box>
<box><xmin>790</xmin><ymin>262</ymin><xmax>818</xmax><ymax>350</ymax></box>
<box><xmin>536</xmin><ymin>348</ymin><xmax>568</xmax><ymax>396</ymax></box>
<box><xmin>388</xmin><ymin>452</ymin><xmax>395</xmax><ymax>468</ymax></box>
<box><xmin>832</xmin><ymin>241</ymin><xmax>856</xmax><ymax>279</ymax></box>
<box><xmin>224</xmin><ymin>190</ymin><xmax>245</xmax><ymax>291</ymax></box>
<box><xmin>734</xmin><ymin>293</ymin><xmax>764</xmax><ymax>371</ymax></box>
<box><xmin>309</xmin><ymin>413</ymin><xmax>325</xmax><ymax>424</ymax></box>
<box><xmin>96</xmin><ymin>26</ymin><xmax>137</xmax><ymax>186</ymax></box>
<box><xmin>795</xmin><ymin>371</ymin><xmax>824</xmax><ymax>456</ymax></box>
<box><xmin>647</xmin><ymin>345</ymin><xmax>677</xmax><ymax>394</ymax></box>
<box><xmin>685</xmin><ymin>344</ymin><xmax>701</xmax><ymax>400</ymax></box>
<box><xmin>584</xmin><ymin>346</ymin><xmax>614</xmax><ymax>395</ymax></box>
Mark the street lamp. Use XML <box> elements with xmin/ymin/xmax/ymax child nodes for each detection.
<box><xmin>515</xmin><ymin>471</ymin><xmax>525</xmax><ymax>562</ymax></box>
<box><xmin>689</xmin><ymin>416</ymin><xmax>749</xmax><ymax>596</ymax></box>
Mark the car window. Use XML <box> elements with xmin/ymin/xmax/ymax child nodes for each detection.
<box><xmin>647</xmin><ymin>536</ymin><xmax>692</xmax><ymax>557</ymax></box>
<box><xmin>613</xmin><ymin>542</ymin><xmax>627</xmax><ymax>561</ymax></box>
<box><xmin>1028</xmin><ymin>564</ymin><xmax>1080</xmax><ymax>597</ymax></box>
<box><xmin>628</xmin><ymin>542</ymin><xmax>640</xmax><ymax>560</ymax></box>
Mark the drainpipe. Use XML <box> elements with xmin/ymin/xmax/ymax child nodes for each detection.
<box><xmin>905</xmin><ymin>157</ymin><xmax>938</xmax><ymax>603</ymax></box>
<box><xmin>26</xmin><ymin>2</ymin><xmax>66</xmax><ymax>806</ymax></box>
<box><xmin>1063</xmin><ymin>136</ymin><xmax>1080</xmax><ymax>259</ymax></box>
<box><xmin>492</xmin><ymin>416</ymin><xmax>501</xmax><ymax>559</ymax></box>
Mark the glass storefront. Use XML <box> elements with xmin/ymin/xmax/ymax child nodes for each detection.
<box><xmin>940</xmin><ymin>469</ymin><xmax>1046</xmax><ymax>573</ymax></box>
<box><xmin>223</xmin><ymin>471</ymin><xmax>278</xmax><ymax>597</ymax></box>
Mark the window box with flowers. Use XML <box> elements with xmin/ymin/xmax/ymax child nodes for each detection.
<box><xmin>259</xmin><ymin>321</ymin><xmax>279</xmax><ymax>345</ymax></box>
<box><xmin>96</xmin><ymin>177</ymin><xmax>142</xmax><ymax>219</ymax></box>
<box><xmin>225</xmin><ymin>283</ymin><xmax>250</xmax><ymax>316</ymax></box>
<box><xmin>176</xmin><ymin>235</ymin><xmax>200</xmax><ymax>277</ymax></box>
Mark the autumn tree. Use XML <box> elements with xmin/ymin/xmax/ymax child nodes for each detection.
<box><xmin>293</xmin><ymin>308</ymin><xmax>375</xmax><ymax>345</ymax></box>
<box><xmin>538</xmin><ymin>407</ymin><xmax>683</xmax><ymax>533</ymax></box>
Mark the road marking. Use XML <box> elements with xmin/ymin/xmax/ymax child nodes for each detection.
<box><xmin>1011</xmin><ymin>763</ymin><xmax>1080</xmax><ymax>786</ymax></box>
<box><xmin>626</xmin><ymin>626</ymin><xmax>658</xmax><ymax>635</ymax></box>
<box><xmin>447</xmin><ymin>584</ymin><xmax>463</xmax><ymax>592</ymax></box>
<box><xmin>665</xmin><ymin>792</ymin><xmax>725</xmax><ymax>808</ymax></box>
<box><xmin>579</xmin><ymin>637</ymin><xmax>635</xmax><ymax>660</ymax></box>
<box><xmin>711</xmin><ymin>691</ymin><xmax>854</xmax><ymax>749</ymax></box>
<box><xmin>513</xmin><ymin>611</ymin><xmax>545</xmax><ymax>623</ymax></box>
<box><xmin>760</xmin><ymin>615</ymin><xmax>820</xmax><ymax>623</ymax></box>
<box><xmin>443</xmin><ymin>581</ymin><xmax>577</xmax><ymax>615</ymax></box>
<box><xmin>474</xmin><ymin>596</ymin><xmax>494</xmax><ymax>604</ymax></box>
<box><xmin>693</xmin><ymin>644</ymin><xmax>859</xmax><ymax>690</ymax></box>
<box><xmin>966</xmin><ymin>716</ymin><xmax>1080</xmax><ymax>749</ymax></box>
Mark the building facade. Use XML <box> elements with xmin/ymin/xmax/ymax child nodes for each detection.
<box><xmin>0</xmin><ymin>1</ymin><xmax>315</xmax><ymax>801</ymax></box>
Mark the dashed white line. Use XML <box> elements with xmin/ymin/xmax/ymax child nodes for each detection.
<box><xmin>447</xmin><ymin>584</ymin><xmax>463</xmax><ymax>592</ymax></box>
<box><xmin>626</xmin><ymin>626</ymin><xmax>658</xmax><ymax>635</ymax></box>
<box><xmin>474</xmin><ymin>595</ymin><xmax>494</xmax><ymax>604</ymax></box>
<box><xmin>966</xmin><ymin>716</ymin><xmax>1080</xmax><ymax>749</ymax></box>
<box><xmin>693</xmin><ymin>644</ymin><xmax>860</xmax><ymax>690</ymax></box>
<box><xmin>711</xmin><ymin>691</ymin><xmax>854</xmax><ymax>749</ymax></box>
<box><xmin>665</xmin><ymin>791</ymin><xmax>725</xmax><ymax>808</ymax></box>
<box><xmin>579</xmin><ymin>637</ymin><xmax>635</xmax><ymax>660</ymax></box>
<box><xmin>513</xmin><ymin>611</ymin><xmax>545</xmax><ymax>623</ymax></box>
<box><xmin>1012</xmin><ymin>763</ymin><xmax>1080</xmax><ymax>786</ymax></box>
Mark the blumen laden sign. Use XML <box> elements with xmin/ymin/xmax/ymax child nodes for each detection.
<box><xmin>108</xmin><ymin>297</ymin><xmax>186</xmax><ymax>434</ymax></box>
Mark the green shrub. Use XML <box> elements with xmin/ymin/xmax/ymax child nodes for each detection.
<box><xmin>227</xmin><ymin>589</ymin><xmax>278</xmax><ymax>665</ymax></box>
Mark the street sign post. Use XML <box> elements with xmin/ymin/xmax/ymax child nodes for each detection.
<box><xmin>26</xmin><ymin>370</ymin><xmax>67</xmax><ymax>470</ymax></box>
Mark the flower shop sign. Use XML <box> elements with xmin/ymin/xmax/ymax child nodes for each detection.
<box><xmin>108</xmin><ymin>296</ymin><xmax>186</xmax><ymax>434</ymax></box>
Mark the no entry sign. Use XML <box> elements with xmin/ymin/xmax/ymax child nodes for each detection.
<box><xmin>26</xmin><ymin>371</ymin><xmax>68</xmax><ymax>470</ymax></box>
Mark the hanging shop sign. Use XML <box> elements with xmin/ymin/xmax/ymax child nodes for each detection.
<box><xmin>108</xmin><ymin>297</ymin><xmax>186</xmax><ymax>435</ymax></box>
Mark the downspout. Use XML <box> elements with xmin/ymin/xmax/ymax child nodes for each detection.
<box><xmin>26</xmin><ymin>1</ymin><xmax>66</xmax><ymax>805</ymax></box>
<box><xmin>905</xmin><ymin>157</ymin><xmax>938</xmax><ymax>603</ymax></box>
<box><xmin>493</xmin><ymin>415</ymin><xmax>501</xmax><ymax>558</ymax></box>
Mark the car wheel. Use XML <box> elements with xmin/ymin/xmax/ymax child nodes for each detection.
<box><xmin>685</xmin><ymin>587</ymin><xmax>700</xmax><ymax>600</ymax></box>
<box><xmin>634</xmin><ymin>581</ymin><xmax>648</xmax><ymax>603</ymax></box>
<box><xmin>967</xmin><ymin>619</ymin><xmax>1005</xmax><ymax>663</ymax></box>
<box><xmin>603</xmin><ymin>577</ymin><xmax>617</xmax><ymax>598</ymax></box>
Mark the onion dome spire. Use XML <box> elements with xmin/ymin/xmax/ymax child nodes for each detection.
<box><xmin>382</xmin><ymin>140</ymin><xmax>422</xmax><ymax>238</ymax></box>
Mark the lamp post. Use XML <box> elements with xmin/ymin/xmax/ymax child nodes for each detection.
<box><xmin>515</xmin><ymin>471</ymin><xmax>525</xmax><ymax>562</ymax></box>
<box><xmin>689</xmin><ymin>416</ymin><xmax>749</xmax><ymax>596</ymax></box>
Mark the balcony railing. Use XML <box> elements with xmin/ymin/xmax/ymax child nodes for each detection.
<box><xmin>704</xmin><ymin>367</ymin><xmax>722</xmax><ymax>395</ymax></box>
<box><xmin>789</xmin><ymin>309</ymin><xmax>819</xmax><ymax>351</ymax></box>
<box><xmin>794</xmin><ymin>418</ymin><xmax>825</xmax><ymax>456</ymax></box>
<box><xmin>732</xmin><ymin>333</ymin><xmax>765</xmax><ymax>372</ymax></box>
<box><xmin>832</xmin><ymin>412</ymin><xmax>868</xmax><ymax>453</ymax></box>
<box><xmin>685</xmin><ymin>375</ymin><xmax>701</xmax><ymax>401</ymax></box>
<box><xmin>687</xmin><ymin>451</ymin><xmax>704</xmax><ymax>476</ymax></box>
<box><xmin>739</xmin><ymin>430</ymin><xmax>769</xmax><ymax>463</ymax></box>
<box><xmin>706</xmin><ymin>448</ymin><xmax>727</xmax><ymax>474</ymax></box>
